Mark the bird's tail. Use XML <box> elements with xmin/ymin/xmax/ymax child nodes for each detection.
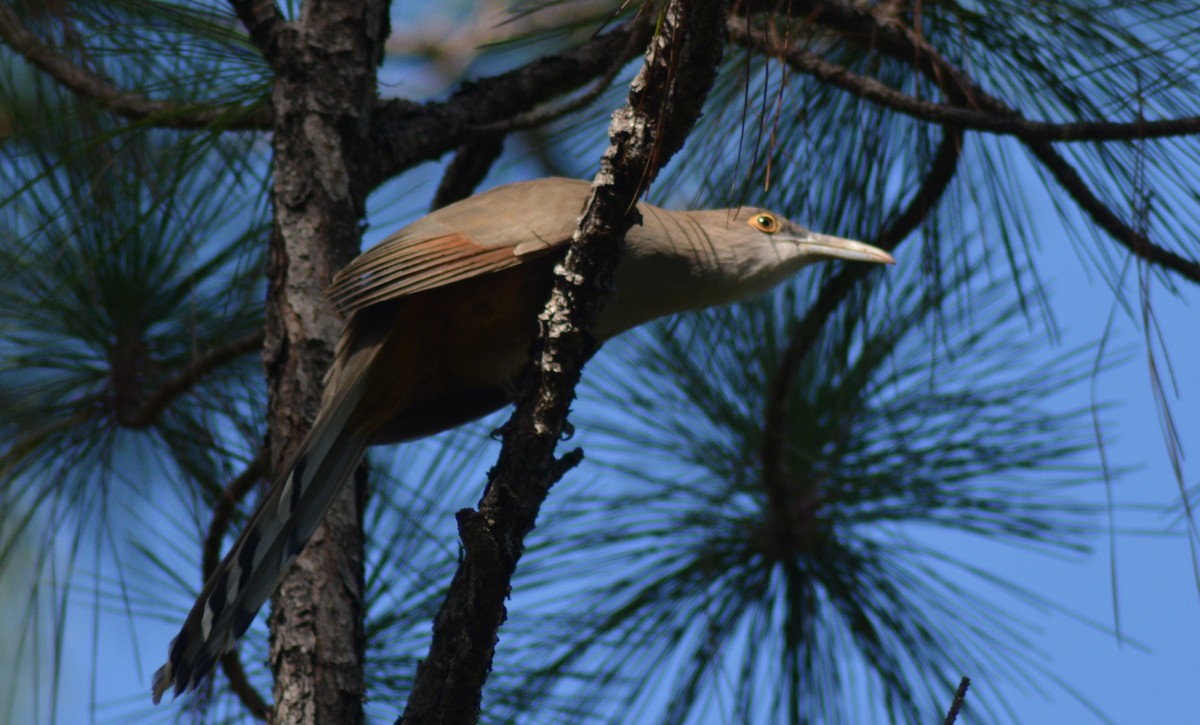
<box><xmin>152</xmin><ymin>354</ymin><xmax>372</xmax><ymax>704</ymax></box>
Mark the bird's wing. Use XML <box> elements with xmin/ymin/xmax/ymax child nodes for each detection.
<box><xmin>328</xmin><ymin>178</ymin><xmax>590</xmax><ymax>316</ymax></box>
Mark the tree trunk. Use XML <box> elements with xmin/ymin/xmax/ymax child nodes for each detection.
<box><xmin>259</xmin><ymin>2</ymin><xmax>390</xmax><ymax>722</ymax></box>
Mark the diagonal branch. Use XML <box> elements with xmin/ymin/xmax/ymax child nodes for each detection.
<box><xmin>475</xmin><ymin>13</ymin><xmax>650</xmax><ymax>136</ymax></box>
<box><xmin>4</xmin><ymin>2</ymin><xmax>646</xmax><ymax>176</ymax></box>
<box><xmin>120</xmin><ymin>330</ymin><xmax>264</xmax><ymax>429</ymax></box>
<box><xmin>728</xmin><ymin>21</ymin><xmax>1200</xmax><ymax>142</ymax></box>
<box><xmin>365</xmin><ymin>19</ymin><xmax>652</xmax><ymax>190</ymax></box>
<box><xmin>943</xmin><ymin>676</ymin><xmax>971</xmax><ymax>725</ymax></box>
<box><xmin>225</xmin><ymin>0</ymin><xmax>284</xmax><ymax>60</ymax></box>
<box><xmin>430</xmin><ymin>134</ymin><xmax>506</xmax><ymax>211</ymax></box>
<box><xmin>788</xmin><ymin>0</ymin><xmax>981</xmax><ymax>104</ymax></box>
<box><xmin>399</xmin><ymin>1</ymin><xmax>730</xmax><ymax>722</ymax></box>
<box><xmin>761</xmin><ymin>128</ymin><xmax>964</xmax><ymax>530</ymax></box>
<box><xmin>2</xmin><ymin>3</ymin><xmax>639</xmax><ymax>147</ymax></box>
<box><xmin>0</xmin><ymin>5</ymin><xmax>271</xmax><ymax>130</ymax></box>
<box><xmin>786</xmin><ymin>0</ymin><xmax>1200</xmax><ymax>285</ymax></box>
<box><xmin>1025</xmin><ymin>139</ymin><xmax>1200</xmax><ymax>283</ymax></box>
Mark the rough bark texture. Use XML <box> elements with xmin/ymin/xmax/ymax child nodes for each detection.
<box><xmin>256</xmin><ymin>2</ymin><xmax>390</xmax><ymax>722</ymax></box>
<box><xmin>399</xmin><ymin>1</ymin><xmax>729</xmax><ymax>723</ymax></box>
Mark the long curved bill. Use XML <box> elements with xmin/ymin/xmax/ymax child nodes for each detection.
<box><xmin>800</xmin><ymin>233</ymin><xmax>896</xmax><ymax>265</ymax></box>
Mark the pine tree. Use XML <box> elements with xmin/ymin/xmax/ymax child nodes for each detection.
<box><xmin>1</xmin><ymin>1</ymin><xmax>1198</xmax><ymax>722</ymax></box>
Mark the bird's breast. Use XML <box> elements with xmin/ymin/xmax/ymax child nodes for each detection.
<box><xmin>344</xmin><ymin>254</ymin><xmax>559</xmax><ymax>444</ymax></box>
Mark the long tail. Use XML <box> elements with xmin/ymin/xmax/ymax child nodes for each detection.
<box><xmin>152</xmin><ymin>360</ymin><xmax>372</xmax><ymax>703</ymax></box>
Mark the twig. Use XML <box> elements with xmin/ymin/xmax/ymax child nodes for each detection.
<box><xmin>784</xmin><ymin>0</ymin><xmax>1200</xmax><ymax>285</ymax></box>
<box><xmin>728</xmin><ymin>21</ymin><xmax>1200</xmax><ymax>142</ymax></box>
<box><xmin>120</xmin><ymin>330</ymin><xmax>264</xmax><ymax>429</ymax></box>
<box><xmin>0</xmin><ymin>5</ymin><xmax>271</xmax><ymax>130</ymax></box>
<box><xmin>1026</xmin><ymin>139</ymin><xmax>1200</xmax><ymax>284</ymax></box>
<box><xmin>943</xmin><ymin>676</ymin><xmax>970</xmax><ymax>725</ymax></box>
<box><xmin>365</xmin><ymin>19</ymin><xmax>652</xmax><ymax>190</ymax></box>
<box><xmin>475</xmin><ymin>12</ymin><xmax>651</xmax><ymax>135</ymax></box>
<box><xmin>431</xmin><ymin>134</ymin><xmax>506</xmax><ymax>210</ymax></box>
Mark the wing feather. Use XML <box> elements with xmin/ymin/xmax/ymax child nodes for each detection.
<box><xmin>329</xmin><ymin>236</ymin><xmax>519</xmax><ymax>315</ymax></box>
<box><xmin>328</xmin><ymin>178</ymin><xmax>592</xmax><ymax>316</ymax></box>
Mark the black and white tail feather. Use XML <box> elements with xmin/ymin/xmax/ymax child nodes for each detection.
<box><xmin>152</xmin><ymin>346</ymin><xmax>376</xmax><ymax>703</ymax></box>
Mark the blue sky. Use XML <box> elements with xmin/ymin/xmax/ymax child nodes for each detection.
<box><xmin>967</xmin><ymin>188</ymin><xmax>1200</xmax><ymax>723</ymax></box>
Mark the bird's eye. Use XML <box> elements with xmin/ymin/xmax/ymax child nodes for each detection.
<box><xmin>750</xmin><ymin>213</ymin><xmax>781</xmax><ymax>233</ymax></box>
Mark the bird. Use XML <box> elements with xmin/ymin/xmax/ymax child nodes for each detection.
<box><xmin>151</xmin><ymin>177</ymin><xmax>894</xmax><ymax>703</ymax></box>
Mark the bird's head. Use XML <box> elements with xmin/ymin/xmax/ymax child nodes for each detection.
<box><xmin>634</xmin><ymin>205</ymin><xmax>894</xmax><ymax>305</ymax></box>
<box><xmin>725</xmin><ymin>207</ymin><xmax>894</xmax><ymax>272</ymax></box>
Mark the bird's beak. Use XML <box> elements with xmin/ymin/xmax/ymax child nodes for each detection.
<box><xmin>798</xmin><ymin>233</ymin><xmax>896</xmax><ymax>265</ymax></box>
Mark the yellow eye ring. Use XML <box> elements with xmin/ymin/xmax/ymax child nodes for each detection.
<box><xmin>749</xmin><ymin>213</ymin><xmax>781</xmax><ymax>234</ymax></box>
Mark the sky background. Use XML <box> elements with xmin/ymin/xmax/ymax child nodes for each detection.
<box><xmin>6</xmin><ymin>4</ymin><xmax>1200</xmax><ymax>723</ymax></box>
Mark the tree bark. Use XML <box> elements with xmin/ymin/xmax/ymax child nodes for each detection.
<box><xmin>257</xmin><ymin>1</ymin><xmax>390</xmax><ymax>722</ymax></box>
<box><xmin>400</xmin><ymin>0</ymin><xmax>729</xmax><ymax>721</ymax></box>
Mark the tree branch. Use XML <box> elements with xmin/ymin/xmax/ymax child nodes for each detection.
<box><xmin>1026</xmin><ymin>139</ymin><xmax>1200</xmax><ymax>283</ymax></box>
<box><xmin>761</xmin><ymin>127</ymin><xmax>963</xmax><ymax>528</ymax></box>
<box><xmin>0</xmin><ymin>5</ymin><xmax>271</xmax><ymax>130</ymax></box>
<box><xmin>786</xmin><ymin>0</ymin><xmax>1200</xmax><ymax>285</ymax></box>
<box><xmin>2</xmin><ymin>2</ymin><xmax>648</xmax><ymax>177</ymax></box>
<box><xmin>365</xmin><ymin>19</ymin><xmax>652</xmax><ymax>190</ymax></box>
<box><xmin>475</xmin><ymin>14</ymin><xmax>649</xmax><ymax>136</ymax></box>
<box><xmin>399</xmin><ymin>1</ymin><xmax>729</xmax><ymax>722</ymax></box>
<box><xmin>430</xmin><ymin>134</ymin><xmax>506</xmax><ymax>211</ymax></box>
<box><xmin>225</xmin><ymin>0</ymin><xmax>284</xmax><ymax>60</ymax></box>
<box><xmin>118</xmin><ymin>330</ymin><xmax>264</xmax><ymax>430</ymax></box>
<box><xmin>728</xmin><ymin>20</ymin><xmax>1200</xmax><ymax>142</ymax></box>
<box><xmin>943</xmin><ymin>676</ymin><xmax>971</xmax><ymax>725</ymax></box>
<box><xmin>1</xmin><ymin>3</ymin><xmax>641</xmax><ymax>147</ymax></box>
